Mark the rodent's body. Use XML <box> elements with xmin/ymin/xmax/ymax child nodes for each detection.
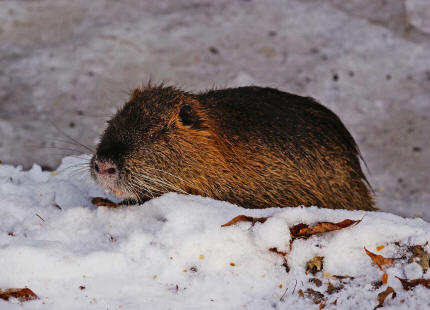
<box><xmin>91</xmin><ymin>85</ymin><xmax>374</xmax><ymax>210</ymax></box>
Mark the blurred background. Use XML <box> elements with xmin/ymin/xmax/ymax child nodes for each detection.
<box><xmin>0</xmin><ymin>0</ymin><xmax>429</xmax><ymax>220</ymax></box>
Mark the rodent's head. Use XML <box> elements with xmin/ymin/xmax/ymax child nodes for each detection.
<box><xmin>90</xmin><ymin>85</ymin><xmax>211</xmax><ymax>202</ymax></box>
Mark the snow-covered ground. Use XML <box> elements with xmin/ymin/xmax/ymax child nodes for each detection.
<box><xmin>1</xmin><ymin>156</ymin><xmax>429</xmax><ymax>309</ymax></box>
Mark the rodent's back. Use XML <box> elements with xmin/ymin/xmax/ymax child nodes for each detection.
<box><xmin>198</xmin><ymin>87</ymin><xmax>354</xmax><ymax>150</ymax></box>
<box><xmin>195</xmin><ymin>86</ymin><xmax>373</xmax><ymax>210</ymax></box>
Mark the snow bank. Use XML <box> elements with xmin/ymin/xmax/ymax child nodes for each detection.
<box><xmin>0</xmin><ymin>156</ymin><xmax>429</xmax><ymax>309</ymax></box>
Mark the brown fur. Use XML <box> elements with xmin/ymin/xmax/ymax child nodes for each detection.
<box><xmin>91</xmin><ymin>84</ymin><xmax>374</xmax><ymax>210</ymax></box>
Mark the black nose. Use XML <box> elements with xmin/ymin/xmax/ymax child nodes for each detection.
<box><xmin>94</xmin><ymin>159</ymin><xmax>117</xmax><ymax>176</ymax></box>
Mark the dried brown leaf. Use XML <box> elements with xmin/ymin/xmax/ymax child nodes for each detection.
<box><xmin>309</xmin><ymin>278</ymin><xmax>323</xmax><ymax>287</ymax></box>
<box><xmin>306</xmin><ymin>256</ymin><xmax>324</xmax><ymax>275</ymax></box>
<box><xmin>268</xmin><ymin>247</ymin><xmax>286</xmax><ymax>257</ymax></box>
<box><xmin>364</xmin><ymin>247</ymin><xmax>394</xmax><ymax>270</ymax></box>
<box><xmin>382</xmin><ymin>273</ymin><xmax>388</xmax><ymax>284</ymax></box>
<box><xmin>221</xmin><ymin>215</ymin><xmax>267</xmax><ymax>227</ymax></box>
<box><xmin>289</xmin><ymin>223</ymin><xmax>308</xmax><ymax>237</ymax></box>
<box><xmin>409</xmin><ymin>245</ymin><xmax>429</xmax><ymax>272</ymax></box>
<box><xmin>0</xmin><ymin>288</ymin><xmax>38</xmax><ymax>302</ymax></box>
<box><xmin>290</xmin><ymin>219</ymin><xmax>361</xmax><ymax>239</ymax></box>
<box><xmin>332</xmin><ymin>275</ymin><xmax>354</xmax><ymax>280</ymax></box>
<box><xmin>375</xmin><ymin>286</ymin><xmax>396</xmax><ymax>309</ymax></box>
<box><xmin>376</xmin><ymin>245</ymin><xmax>385</xmax><ymax>251</ymax></box>
<box><xmin>91</xmin><ymin>197</ymin><xmax>121</xmax><ymax>208</ymax></box>
<box><xmin>372</xmin><ymin>281</ymin><xmax>384</xmax><ymax>290</ymax></box>
<box><xmin>327</xmin><ymin>282</ymin><xmax>344</xmax><ymax>295</ymax></box>
<box><xmin>396</xmin><ymin>277</ymin><xmax>430</xmax><ymax>290</ymax></box>
<box><xmin>303</xmin><ymin>288</ymin><xmax>325</xmax><ymax>304</ymax></box>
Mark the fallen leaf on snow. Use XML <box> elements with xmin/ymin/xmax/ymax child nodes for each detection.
<box><xmin>302</xmin><ymin>288</ymin><xmax>325</xmax><ymax>304</ymax></box>
<box><xmin>376</xmin><ymin>245</ymin><xmax>385</xmax><ymax>251</ymax></box>
<box><xmin>396</xmin><ymin>277</ymin><xmax>430</xmax><ymax>290</ymax></box>
<box><xmin>375</xmin><ymin>286</ymin><xmax>396</xmax><ymax>309</ymax></box>
<box><xmin>332</xmin><ymin>275</ymin><xmax>354</xmax><ymax>280</ymax></box>
<box><xmin>372</xmin><ymin>280</ymin><xmax>383</xmax><ymax>290</ymax></box>
<box><xmin>309</xmin><ymin>278</ymin><xmax>322</xmax><ymax>287</ymax></box>
<box><xmin>382</xmin><ymin>273</ymin><xmax>388</xmax><ymax>284</ymax></box>
<box><xmin>326</xmin><ymin>282</ymin><xmax>344</xmax><ymax>295</ymax></box>
<box><xmin>408</xmin><ymin>245</ymin><xmax>429</xmax><ymax>272</ymax></box>
<box><xmin>91</xmin><ymin>197</ymin><xmax>121</xmax><ymax>208</ymax></box>
<box><xmin>290</xmin><ymin>219</ymin><xmax>361</xmax><ymax>239</ymax></box>
<box><xmin>221</xmin><ymin>215</ymin><xmax>267</xmax><ymax>227</ymax></box>
<box><xmin>268</xmin><ymin>247</ymin><xmax>286</xmax><ymax>257</ymax></box>
<box><xmin>0</xmin><ymin>288</ymin><xmax>38</xmax><ymax>302</ymax></box>
<box><xmin>364</xmin><ymin>247</ymin><xmax>395</xmax><ymax>270</ymax></box>
<box><xmin>306</xmin><ymin>256</ymin><xmax>324</xmax><ymax>275</ymax></box>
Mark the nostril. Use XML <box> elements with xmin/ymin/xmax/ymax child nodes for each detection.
<box><xmin>94</xmin><ymin>159</ymin><xmax>117</xmax><ymax>176</ymax></box>
<box><xmin>106</xmin><ymin>167</ymin><xmax>116</xmax><ymax>174</ymax></box>
<box><xmin>94</xmin><ymin>161</ymin><xmax>100</xmax><ymax>173</ymax></box>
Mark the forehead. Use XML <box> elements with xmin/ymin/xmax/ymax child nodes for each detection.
<box><xmin>96</xmin><ymin>102</ymin><xmax>162</xmax><ymax>160</ymax></box>
<box><xmin>96</xmin><ymin>86</ymin><xmax>185</xmax><ymax>161</ymax></box>
<box><xmin>111</xmin><ymin>88</ymin><xmax>180</xmax><ymax>129</ymax></box>
<box><xmin>102</xmin><ymin>87</ymin><xmax>184</xmax><ymax>145</ymax></box>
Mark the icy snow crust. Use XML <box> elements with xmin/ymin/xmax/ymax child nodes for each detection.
<box><xmin>0</xmin><ymin>156</ymin><xmax>429</xmax><ymax>309</ymax></box>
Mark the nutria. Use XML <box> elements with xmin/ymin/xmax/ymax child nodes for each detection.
<box><xmin>90</xmin><ymin>84</ymin><xmax>374</xmax><ymax>210</ymax></box>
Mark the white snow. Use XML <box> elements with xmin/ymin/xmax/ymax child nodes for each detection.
<box><xmin>0</xmin><ymin>155</ymin><xmax>429</xmax><ymax>309</ymax></box>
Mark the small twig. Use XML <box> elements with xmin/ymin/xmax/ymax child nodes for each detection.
<box><xmin>53</xmin><ymin>204</ymin><xmax>62</xmax><ymax>210</ymax></box>
<box><xmin>280</xmin><ymin>286</ymin><xmax>289</xmax><ymax>302</ymax></box>
<box><xmin>292</xmin><ymin>279</ymin><xmax>298</xmax><ymax>295</ymax></box>
<box><xmin>35</xmin><ymin>213</ymin><xmax>45</xmax><ymax>222</ymax></box>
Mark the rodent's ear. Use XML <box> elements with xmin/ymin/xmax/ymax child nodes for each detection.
<box><xmin>178</xmin><ymin>101</ymin><xmax>206</xmax><ymax>130</ymax></box>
